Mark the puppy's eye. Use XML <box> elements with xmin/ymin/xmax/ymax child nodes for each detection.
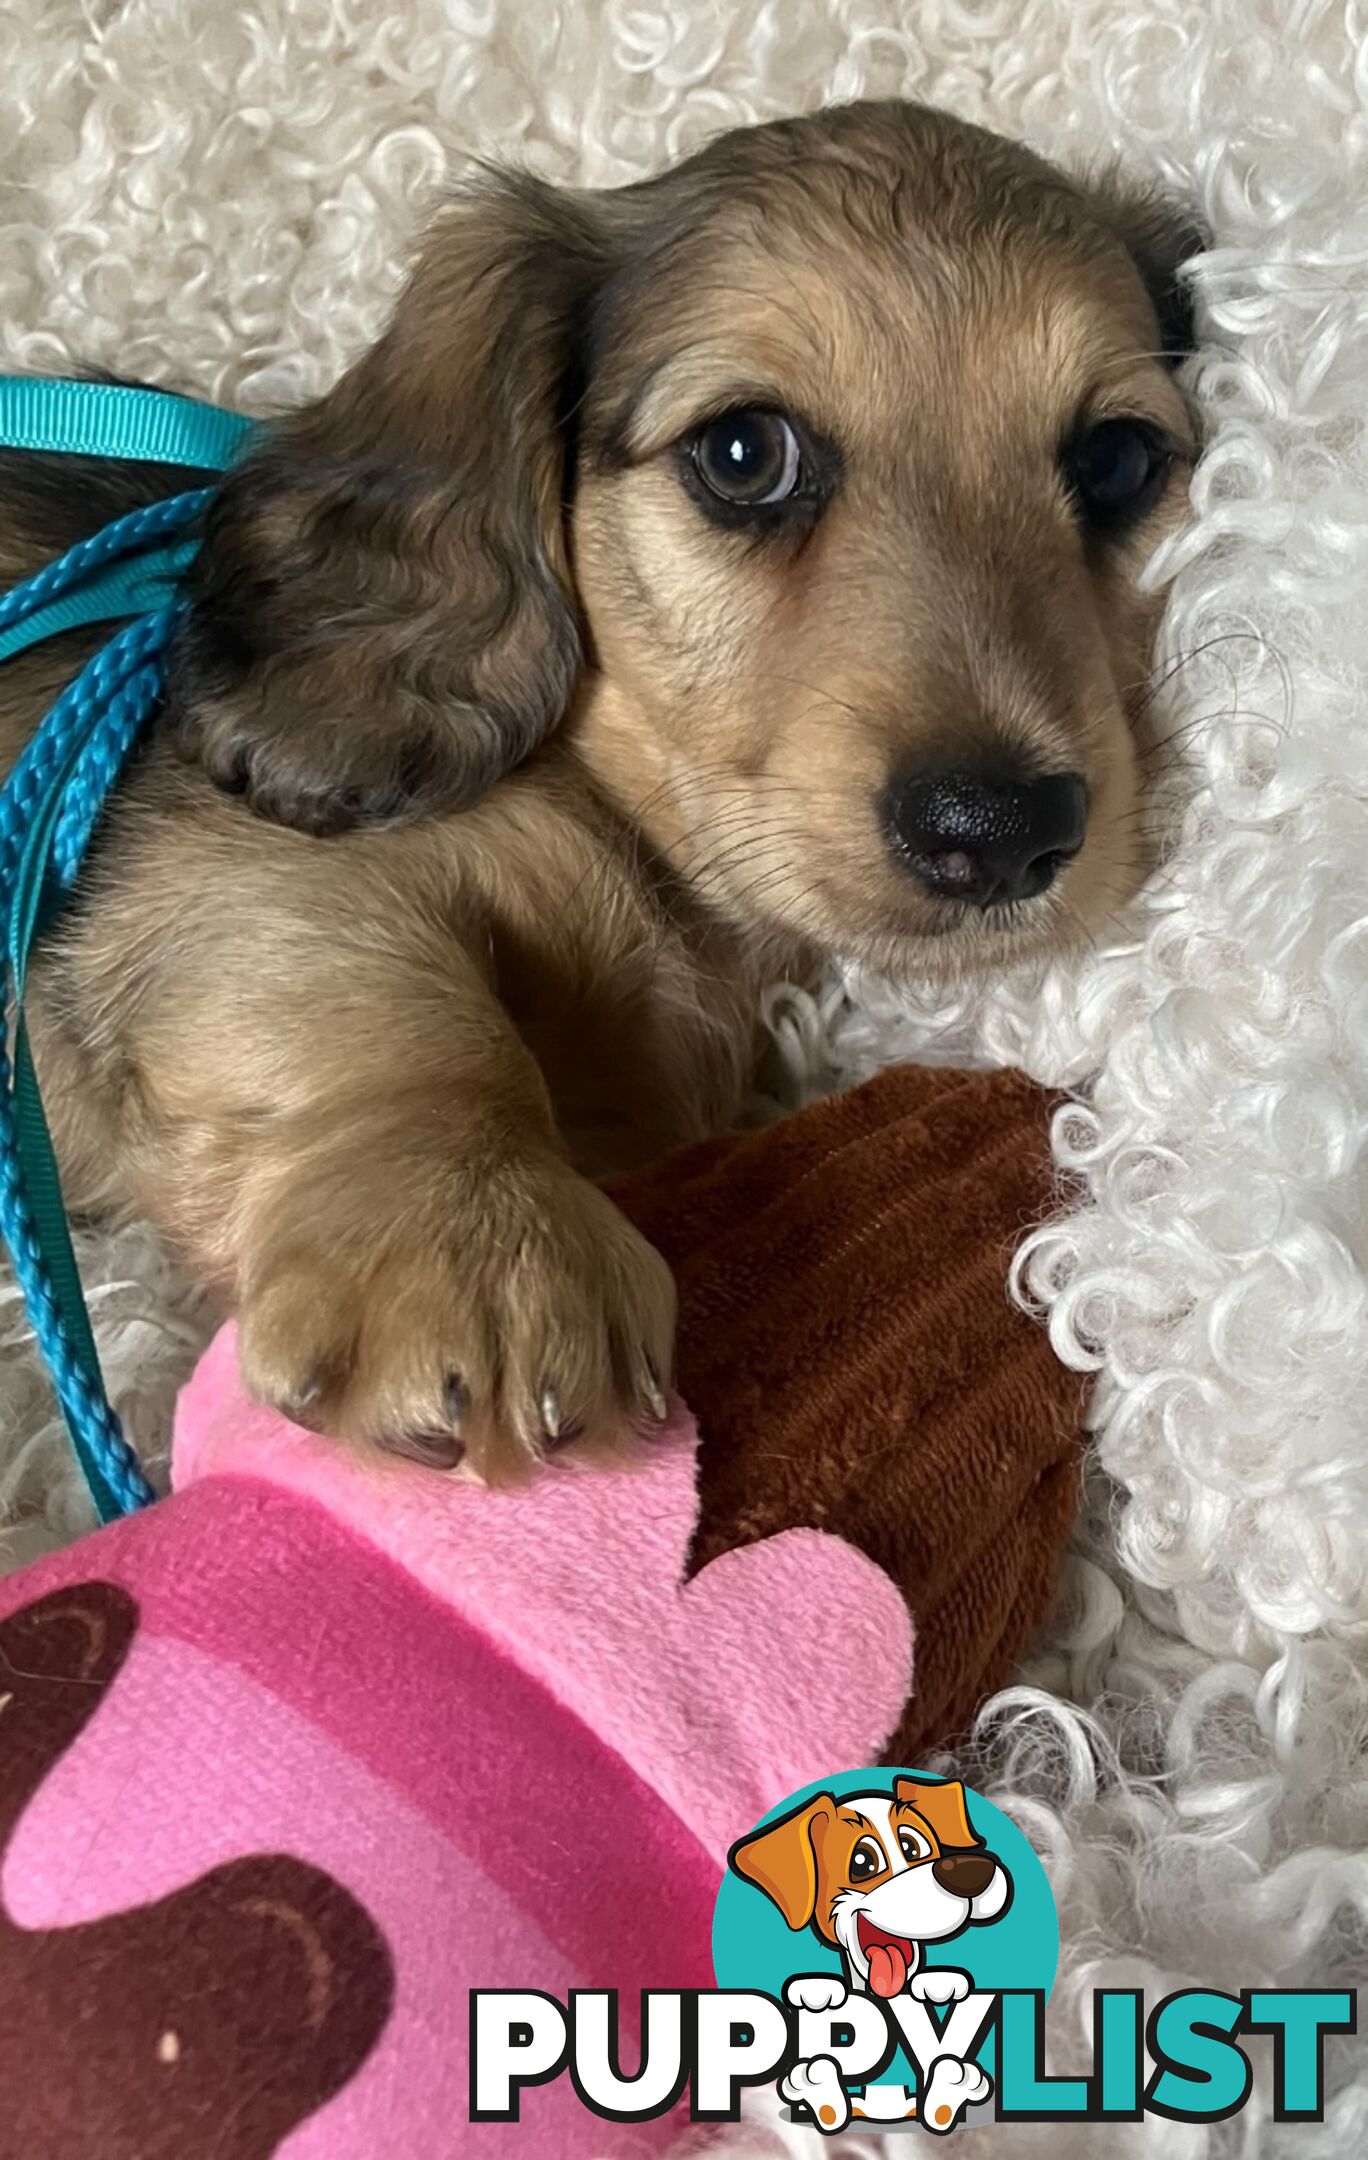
<box><xmin>898</xmin><ymin>1827</ymin><xmax>930</xmax><ymax>1863</ymax></box>
<box><xmin>1067</xmin><ymin>419</ymin><xmax>1170</xmax><ymax>526</ymax></box>
<box><xmin>849</xmin><ymin>1838</ymin><xmax>885</xmax><ymax>1881</ymax></box>
<box><xmin>689</xmin><ymin>408</ymin><xmax>803</xmax><ymax>508</ymax></box>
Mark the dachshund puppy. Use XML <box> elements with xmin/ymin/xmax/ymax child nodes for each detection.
<box><xmin>0</xmin><ymin>100</ymin><xmax>1200</xmax><ymax>1481</ymax></box>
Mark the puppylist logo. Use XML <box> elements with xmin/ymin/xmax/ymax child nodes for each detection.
<box><xmin>471</xmin><ymin>1768</ymin><xmax>1354</xmax><ymax>2134</ymax></box>
<box><xmin>718</xmin><ymin>1770</ymin><xmax>1025</xmax><ymax>2132</ymax></box>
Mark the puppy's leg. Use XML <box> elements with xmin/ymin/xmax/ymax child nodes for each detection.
<box><xmin>232</xmin><ymin>982</ymin><xmax>675</xmax><ymax>1479</ymax></box>
<box><xmin>73</xmin><ymin>868</ymin><xmax>677</xmax><ymax>1483</ymax></box>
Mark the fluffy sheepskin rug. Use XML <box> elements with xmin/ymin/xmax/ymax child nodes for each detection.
<box><xmin>3</xmin><ymin>3</ymin><xmax>1367</xmax><ymax>2153</ymax></box>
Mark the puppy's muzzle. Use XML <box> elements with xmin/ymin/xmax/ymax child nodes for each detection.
<box><xmin>889</xmin><ymin>767</ymin><xmax>1088</xmax><ymax>907</ymax></box>
<box><xmin>930</xmin><ymin>1851</ymin><xmax>999</xmax><ymax>1898</ymax></box>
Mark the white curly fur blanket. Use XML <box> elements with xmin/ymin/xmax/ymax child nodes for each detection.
<box><xmin>2</xmin><ymin>4</ymin><xmax>1366</xmax><ymax>2153</ymax></box>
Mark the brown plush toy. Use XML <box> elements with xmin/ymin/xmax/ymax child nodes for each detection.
<box><xmin>615</xmin><ymin>1061</ymin><xmax>1083</xmax><ymax>1758</ymax></box>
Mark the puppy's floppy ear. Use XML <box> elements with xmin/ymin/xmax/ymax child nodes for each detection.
<box><xmin>896</xmin><ymin>1776</ymin><xmax>982</xmax><ymax>1852</ymax></box>
<box><xmin>1087</xmin><ymin>169</ymin><xmax>1207</xmax><ymax>363</ymax></box>
<box><xmin>729</xmin><ymin>1795</ymin><xmax>835</xmax><ymax>1930</ymax></box>
<box><xmin>175</xmin><ymin>170</ymin><xmax>610</xmax><ymax>834</ymax></box>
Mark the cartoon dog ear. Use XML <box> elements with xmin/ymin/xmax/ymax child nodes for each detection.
<box><xmin>729</xmin><ymin>1795</ymin><xmax>836</xmax><ymax>1930</ymax></box>
<box><xmin>175</xmin><ymin>168</ymin><xmax>613</xmax><ymax>835</ymax></box>
<box><xmin>896</xmin><ymin>1777</ymin><xmax>982</xmax><ymax>1852</ymax></box>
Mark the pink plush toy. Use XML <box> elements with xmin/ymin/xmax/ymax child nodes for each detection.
<box><xmin>0</xmin><ymin>1326</ymin><xmax>912</xmax><ymax>2160</ymax></box>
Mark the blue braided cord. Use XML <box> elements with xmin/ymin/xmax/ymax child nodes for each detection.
<box><xmin>0</xmin><ymin>525</ymin><xmax>201</xmax><ymax>1519</ymax></box>
<box><xmin>0</xmin><ymin>385</ymin><xmax>253</xmax><ymax>1522</ymax></box>
<box><xmin>53</xmin><ymin>648</ymin><xmax>177</xmax><ymax>881</ymax></box>
<box><xmin>0</xmin><ymin>1045</ymin><xmax>153</xmax><ymax>1515</ymax></box>
<box><xmin>0</xmin><ymin>541</ymin><xmax>199</xmax><ymax>670</ymax></box>
<box><xmin>0</xmin><ymin>611</ymin><xmax>182</xmax><ymax>1517</ymax></box>
<box><xmin>0</xmin><ymin>609</ymin><xmax>180</xmax><ymax>888</ymax></box>
<box><xmin>0</xmin><ymin>490</ymin><xmax>213</xmax><ymax>641</ymax></box>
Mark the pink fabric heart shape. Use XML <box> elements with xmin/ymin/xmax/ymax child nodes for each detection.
<box><xmin>175</xmin><ymin>1325</ymin><xmax>915</xmax><ymax>1858</ymax></box>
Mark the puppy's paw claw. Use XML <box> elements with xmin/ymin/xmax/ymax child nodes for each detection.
<box><xmin>238</xmin><ymin>1162</ymin><xmax>676</xmax><ymax>1482</ymax></box>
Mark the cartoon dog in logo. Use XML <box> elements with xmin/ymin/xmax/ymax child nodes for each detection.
<box><xmin>730</xmin><ymin>1777</ymin><xmax>1010</xmax><ymax>2133</ymax></box>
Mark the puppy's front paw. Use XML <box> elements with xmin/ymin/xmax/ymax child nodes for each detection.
<box><xmin>238</xmin><ymin>1160</ymin><xmax>677</xmax><ymax>1482</ymax></box>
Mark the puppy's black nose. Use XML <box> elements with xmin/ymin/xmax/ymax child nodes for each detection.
<box><xmin>931</xmin><ymin>1852</ymin><xmax>997</xmax><ymax>1899</ymax></box>
<box><xmin>890</xmin><ymin>768</ymin><xmax>1088</xmax><ymax>907</ymax></box>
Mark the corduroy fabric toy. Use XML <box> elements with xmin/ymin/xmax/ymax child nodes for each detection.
<box><xmin>616</xmin><ymin>1059</ymin><xmax>1084</xmax><ymax>1759</ymax></box>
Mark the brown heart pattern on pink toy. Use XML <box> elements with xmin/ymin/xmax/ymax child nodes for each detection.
<box><xmin>0</xmin><ymin>1581</ymin><xmax>394</xmax><ymax>2160</ymax></box>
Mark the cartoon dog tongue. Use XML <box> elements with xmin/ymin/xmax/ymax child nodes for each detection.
<box><xmin>866</xmin><ymin>1939</ymin><xmax>910</xmax><ymax>1998</ymax></box>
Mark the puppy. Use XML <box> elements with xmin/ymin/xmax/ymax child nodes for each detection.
<box><xmin>732</xmin><ymin>1776</ymin><xmax>1009</xmax><ymax>2129</ymax></box>
<box><xmin>0</xmin><ymin>100</ymin><xmax>1201</xmax><ymax>1481</ymax></box>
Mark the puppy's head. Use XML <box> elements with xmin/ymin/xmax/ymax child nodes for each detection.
<box><xmin>730</xmin><ymin>1777</ymin><xmax>1011</xmax><ymax>1996</ymax></box>
<box><xmin>180</xmin><ymin>101</ymin><xmax>1201</xmax><ymax>974</ymax></box>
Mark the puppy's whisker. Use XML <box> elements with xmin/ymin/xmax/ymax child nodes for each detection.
<box><xmin>671</xmin><ymin>834</ymin><xmax>827</xmax><ymax>908</ymax></box>
<box><xmin>1136</xmin><ymin>705</ymin><xmax>1290</xmax><ymax>767</ymax></box>
<box><xmin>1124</xmin><ymin>630</ymin><xmax>1280</xmax><ymax>716</ymax></box>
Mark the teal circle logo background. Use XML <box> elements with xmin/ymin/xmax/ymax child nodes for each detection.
<box><xmin>713</xmin><ymin>1769</ymin><xmax>1058</xmax><ymax>2004</ymax></box>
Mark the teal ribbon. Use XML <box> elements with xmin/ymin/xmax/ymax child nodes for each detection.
<box><xmin>0</xmin><ymin>375</ymin><xmax>254</xmax><ymax>468</ymax></box>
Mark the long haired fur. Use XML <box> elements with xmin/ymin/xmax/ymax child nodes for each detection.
<box><xmin>0</xmin><ymin>100</ymin><xmax>1200</xmax><ymax>1481</ymax></box>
